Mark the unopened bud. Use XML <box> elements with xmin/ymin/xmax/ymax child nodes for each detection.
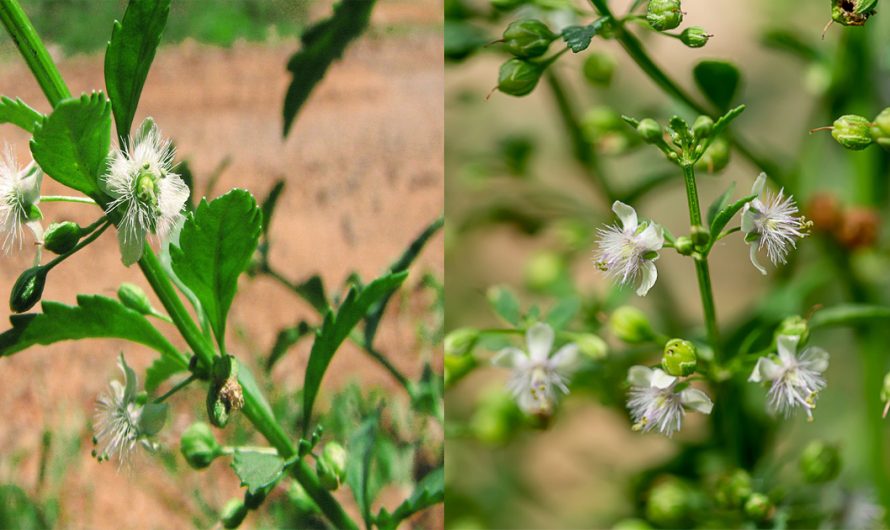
<box><xmin>695</xmin><ymin>136</ymin><xmax>730</xmax><ymax>174</ymax></box>
<box><xmin>636</xmin><ymin>118</ymin><xmax>664</xmax><ymax>143</ymax></box>
<box><xmin>715</xmin><ymin>469</ymin><xmax>752</xmax><ymax>508</ymax></box>
<box><xmin>180</xmin><ymin>422</ymin><xmax>222</xmax><ymax>469</ymax></box>
<box><xmin>831</xmin><ymin>115</ymin><xmax>872</xmax><ymax>151</ymax></box>
<box><xmin>503</xmin><ymin>19</ymin><xmax>556</xmax><ymax>58</ymax></box>
<box><xmin>118</xmin><ymin>283</ymin><xmax>154</xmax><ymax>315</ymax></box>
<box><xmin>776</xmin><ymin>316</ymin><xmax>809</xmax><ymax>344</ymax></box>
<box><xmin>675</xmin><ymin>236</ymin><xmax>693</xmax><ymax>255</ymax></box>
<box><xmin>10</xmin><ymin>266</ymin><xmax>47</xmax><ymax>313</ymax></box>
<box><xmin>525</xmin><ymin>251</ymin><xmax>565</xmax><ymax>290</ymax></box>
<box><xmin>220</xmin><ymin>499</ymin><xmax>248</xmax><ymax>529</ymax></box>
<box><xmin>646</xmin><ymin>477</ymin><xmax>692</xmax><ymax>528</ymax></box>
<box><xmin>691</xmin><ymin>225</ymin><xmax>710</xmax><ymax>246</ymax></box>
<box><xmin>680</xmin><ymin>27</ymin><xmax>711</xmax><ymax>48</ymax></box>
<box><xmin>799</xmin><ymin>440</ymin><xmax>841</xmax><ymax>483</ymax></box>
<box><xmin>497</xmin><ymin>58</ymin><xmax>544</xmax><ymax>97</ymax></box>
<box><xmin>445</xmin><ymin>328</ymin><xmax>480</xmax><ymax>357</ymax></box>
<box><xmin>692</xmin><ymin>115</ymin><xmax>714</xmax><ymax>140</ymax></box>
<box><xmin>316</xmin><ymin>442</ymin><xmax>348</xmax><ymax>490</ymax></box>
<box><xmin>609</xmin><ymin>306</ymin><xmax>656</xmax><ymax>344</ymax></box>
<box><xmin>744</xmin><ymin>492</ymin><xmax>773</xmax><ymax>522</ymax></box>
<box><xmin>582</xmin><ymin>52</ymin><xmax>616</xmax><ymax>86</ymax></box>
<box><xmin>43</xmin><ymin>221</ymin><xmax>81</xmax><ymax>254</ymax></box>
<box><xmin>661</xmin><ymin>339</ymin><xmax>696</xmax><ymax>376</ymax></box>
<box><xmin>576</xmin><ymin>334</ymin><xmax>608</xmax><ymax>359</ymax></box>
<box><xmin>870</xmin><ymin>107</ymin><xmax>890</xmax><ymax>149</ymax></box>
<box><xmin>646</xmin><ymin>0</ymin><xmax>683</xmax><ymax>31</ymax></box>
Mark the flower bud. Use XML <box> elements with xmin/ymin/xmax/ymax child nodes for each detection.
<box><xmin>207</xmin><ymin>355</ymin><xmax>244</xmax><ymax>428</ymax></box>
<box><xmin>695</xmin><ymin>136</ymin><xmax>730</xmax><ymax>174</ymax></box>
<box><xmin>691</xmin><ymin>225</ymin><xmax>710</xmax><ymax>246</ymax></box>
<box><xmin>646</xmin><ymin>477</ymin><xmax>692</xmax><ymax>528</ymax></box>
<box><xmin>43</xmin><ymin>221</ymin><xmax>81</xmax><ymax>254</ymax></box>
<box><xmin>10</xmin><ymin>266</ymin><xmax>47</xmax><ymax>313</ymax></box>
<box><xmin>870</xmin><ymin>107</ymin><xmax>890</xmax><ymax>149</ymax></box>
<box><xmin>715</xmin><ymin>469</ymin><xmax>752</xmax><ymax>508</ymax></box>
<box><xmin>836</xmin><ymin>207</ymin><xmax>880</xmax><ymax>249</ymax></box>
<box><xmin>524</xmin><ymin>251</ymin><xmax>565</xmax><ymax>291</ymax></box>
<box><xmin>831</xmin><ymin>115</ymin><xmax>872</xmax><ymax>151</ymax></box>
<box><xmin>661</xmin><ymin>339</ymin><xmax>696</xmax><ymax>376</ymax></box>
<box><xmin>744</xmin><ymin>492</ymin><xmax>773</xmax><ymax>521</ymax></box>
<box><xmin>316</xmin><ymin>442</ymin><xmax>348</xmax><ymax>491</ymax></box>
<box><xmin>445</xmin><ymin>328</ymin><xmax>479</xmax><ymax>357</ymax></box>
<box><xmin>799</xmin><ymin>440</ymin><xmax>840</xmax><ymax>483</ymax></box>
<box><xmin>646</xmin><ymin>0</ymin><xmax>683</xmax><ymax>31</ymax></box>
<box><xmin>692</xmin><ymin>115</ymin><xmax>714</xmax><ymax>140</ymax></box>
<box><xmin>503</xmin><ymin>19</ymin><xmax>556</xmax><ymax>58</ymax></box>
<box><xmin>609</xmin><ymin>306</ymin><xmax>656</xmax><ymax>344</ymax></box>
<box><xmin>776</xmin><ymin>315</ymin><xmax>809</xmax><ymax>344</ymax></box>
<box><xmin>831</xmin><ymin>0</ymin><xmax>877</xmax><ymax>26</ymax></box>
<box><xmin>582</xmin><ymin>52</ymin><xmax>616</xmax><ymax>86</ymax></box>
<box><xmin>220</xmin><ymin>498</ymin><xmax>248</xmax><ymax>529</ymax></box>
<box><xmin>582</xmin><ymin>107</ymin><xmax>637</xmax><ymax>155</ymax></box>
<box><xmin>674</xmin><ymin>236</ymin><xmax>693</xmax><ymax>256</ymax></box>
<box><xmin>636</xmin><ymin>118</ymin><xmax>664</xmax><ymax>143</ymax></box>
<box><xmin>180</xmin><ymin>422</ymin><xmax>222</xmax><ymax>469</ymax></box>
<box><xmin>497</xmin><ymin>58</ymin><xmax>544</xmax><ymax>97</ymax></box>
<box><xmin>117</xmin><ymin>282</ymin><xmax>154</xmax><ymax>315</ymax></box>
<box><xmin>680</xmin><ymin>27</ymin><xmax>711</xmax><ymax>48</ymax></box>
<box><xmin>576</xmin><ymin>333</ymin><xmax>608</xmax><ymax>359</ymax></box>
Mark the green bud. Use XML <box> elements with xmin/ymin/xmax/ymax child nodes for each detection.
<box><xmin>117</xmin><ymin>283</ymin><xmax>154</xmax><ymax>315</ymax></box>
<box><xmin>609</xmin><ymin>306</ymin><xmax>656</xmax><ymax>344</ymax></box>
<box><xmin>582</xmin><ymin>107</ymin><xmax>637</xmax><ymax>155</ymax></box>
<box><xmin>646</xmin><ymin>477</ymin><xmax>692</xmax><ymax>528</ymax></box>
<box><xmin>695</xmin><ymin>136</ymin><xmax>730</xmax><ymax>174</ymax></box>
<box><xmin>43</xmin><ymin>221</ymin><xmax>81</xmax><ymax>254</ymax></box>
<box><xmin>831</xmin><ymin>0</ymin><xmax>877</xmax><ymax>26</ymax></box>
<box><xmin>675</xmin><ymin>236</ymin><xmax>693</xmax><ymax>255</ymax></box>
<box><xmin>10</xmin><ymin>266</ymin><xmax>48</xmax><ymax>313</ymax></box>
<box><xmin>582</xmin><ymin>52</ymin><xmax>616</xmax><ymax>86</ymax></box>
<box><xmin>445</xmin><ymin>328</ymin><xmax>479</xmax><ymax>357</ymax></box>
<box><xmin>139</xmin><ymin>402</ymin><xmax>169</xmax><ymax>436</ymax></box>
<box><xmin>180</xmin><ymin>422</ymin><xmax>222</xmax><ymax>469</ymax></box>
<box><xmin>646</xmin><ymin>0</ymin><xmax>683</xmax><ymax>31</ymax></box>
<box><xmin>744</xmin><ymin>493</ymin><xmax>773</xmax><ymax>522</ymax></box>
<box><xmin>680</xmin><ymin>27</ymin><xmax>711</xmax><ymax>48</ymax></box>
<box><xmin>692</xmin><ymin>115</ymin><xmax>714</xmax><ymax>140</ymax></box>
<box><xmin>220</xmin><ymin>499</ymin><xmax>248</xmax><ymax>529</ymax></box>
<box><xmin>715</xmin><ymin>469</ymin><xmax>752</xmax><ymax>508</ymax></box>
<box><xmin>636</xmin><ymin>118</ymin><xmax>664</xmax><ymax>143</ymax></box>
<box><xmin>691</xmin><ymin>225</ymin><xmax>710</xmax><ymax>246</ymax></box>
<box><xmin>869</xmin><ymin>107</ymin><xmax>890</xmax><ymax>149</ymax></box>
<box><xmin>503</xmin><ymin>19</ymin><xmax>556</xmax><ymax>58</ymax></box>
<box><xmin>799</xmin><ymin>440</ymin><xmax>841</xmax><ymax>483</ymax></box>
<box><xmin>575</xmin><ymin>333</ymin><xmax>608</xmax><ymax>359</ymax></box>
<box><xmin>524</xmin><ymin>251</ymin><xmax>565</xmax><ymax>291</ymax></box>
<box><xmin>206</xmin><ymin>355</ymin><xmax>244</xmax><ymax>428</ymax></box>
<box><xmin>776</xmin><ymin>315</ymin><xmax>809</xmax><ymax>343</ymax></box>
<box><xmin>661</xmin><ymin>339</ymin><xmax>697</xmax><ymax>376</ymax></box>
<box><xmin>316</xmin><ymin>442</ymin><xmax>348</xmax><ymax>491</ymax></box>
<box><xmin>831</xmin><ymin>114</ymin><xmax>872</xmax><ymax>150</ymax></box>
<box><xmin>497</xmin><ymin>58</ymin><xmax>544</xmax><ymax>97</ymax></box>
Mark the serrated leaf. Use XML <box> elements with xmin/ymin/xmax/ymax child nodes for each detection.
<box><xmin>693</xmin><ymin>60</ymin><xmax>741</xmax><ymax>112</ymax></box>
<box><xmin>283</xmin><ymin>0</ymin><xmax>375</xmax><ymax>136</ymax></box>
<box><xmin>0</xmin><ymin>295</ymin><xmax>186</xmax><ymax>369</ymax></box>
<box><xmin>0</xmin><ymin>96</ymin><xmax>43</xmax><ymax>133</ymax></box>
<box><xmin>377</xmin><ymin>468</ymin><xmax>444</xmax><ymax>530</ymax></box>
<box><xmin>560</xmin><ymin>17</ymin><xmax>608</xmax><ymax>53</ymax></box>
<box><xmin>710</xmin><ymin>105</ymin><xmax>746</xmax><ymax>139</ymax></box>
<box><xmin>231</xmin><ymin>450</ymin><xmax>285</xmax><ymax>495</ymax></box>
<box><xmin>810</xmin><ymin>304</ymin><xmax>890</xmax><ymax>329</ymax></box>
<box><xmin>487</xmin><ymin>286</ymin><xmax>521</xmax><ymax>326</ymax></box>
<box><xmin>145</xmin><ymin>354</ymin><xmax>186</xmax><ymax>393</ymax></box>
<box><xmin>302</xmin><ymin>272</ymin><xmax>408</xmax><ymax>434</ymax></box>
<box><xmin>707</xmin><ymin>193</ymin><xmax>756</xmax><ymax>246</ymax></box>
<box><xmin>171</xmin><ymin>189</ymin><xmax>262</xmax><ymax>349</ymax></box>
<box><xmin>347</xmin><ymin>413</ymin><xmax>379</xmax><ymax>529</ymax></box>
<box><xmin>706</xmin><ymin>182</ymin><xmax>736</xmax><ymax>227</ymax></box>
<box><xmin>104</xmin><ymin>0</ymin><xmax>171</xmax><ymax>139</ymax></box>
<box><xmin>30</xmin><ymin>93</ymin><xmax>111</xmax><ymax>199</ymax></box>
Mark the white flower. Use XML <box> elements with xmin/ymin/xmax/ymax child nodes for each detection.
<box><xmin>748</xmin><ymin>334</ymin><xmax>828</xmax><ymax>421</ymax></box>
<box><xmin>492</xmin><ymin>322</ymin><xmax>578</xmax><ymax>415</ymax></box>
<box><xmin>741</xmin><ymin>173</ymin><xmax>808</xmax><ymax>275</ymax></box>
<box><xmin>94</xmin><ymin>354</ymin><xmax>166</xmax><ymax>465</ymax></box>
<box><xmin>595</xmin><ymin>201</ymin><xmax>664</xmax><ymax>296</ymax></box>
<box><xmin>101</xmin><ymin>118</ymin><xmax>189</xmax><ymax>266</ymax></box>
<box><xmin>627</xmin><ymin>365</ymin><xmax>713</xmax><ymax>437</ymax></box>
<box><xmin>0</xmin><ymin>147</ymin><xmax>43</xmax><ymax>254</ymax></box>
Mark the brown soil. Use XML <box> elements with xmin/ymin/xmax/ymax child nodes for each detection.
<box><xmin>0</xmin><ymin>1</ymin><xmax>443</xmax><ymax>528</ymax></box>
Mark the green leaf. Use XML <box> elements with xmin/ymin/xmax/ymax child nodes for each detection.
<box><xmin>0</xmin><ymin>295</ymin><xmax>186</xmax><ymax>369</ymax></box>
<box><xmin>706</xmin><ymin>182</ymin><xmax>736</xmax><ymax>227</ymax></box>
<box><xmin>145</xmin><ymin>354</ymin><xmax>186</xmax><ymax>393</ymax></box>
<box><xmin>347</xmin><ymin>413</ymin><xmax>379</xmax><ymax>529</ymax></box>
<box><xmin>693</xmin><ymin>60</ymin><xmax>741</xmax><ymax>112</ymax></box>
<box><xmin>810</xmin><ymin>304</ymin><xmax>890</xmax><ymax>330</ymax></box>
<box><xmin>377</xmin><ymin>468</ymin><xmax>444</xmax><ymax>530</ymax></box>
<box><xmin>560</xmin><ymin>17</ymin><xmax>608</xmax><ymax>53</ymax></box>
<box><xmin>261</xmin><ymin>180</ymin><xmax>286</xmax><ymax>236</ymax></box>
<box><xmin>710</xmin><ymin>105</ymin><xmax>746</xmax><ymax>139</ymax></box>
<box><xmin>231</xmin><ymin>450</ymin><xmax>285</xmax><ymax>495</ymax></box>
<box><xmin>294</xmin><ymin>275</ymin><xmax>328</xmax><ymax>314</ymax></box>
<box><xmin>283</xmin><ymin>0</ymin><xmax>375</xmax><ymax>136</ymax></box>
<box><xmin>0</xmin><ymin>96</ymin><xmax>43</xmax><ymax>133</ymax></box>
<box><xmin>266</xmin><ymin>321</ymin><xmax>312</xmax><ymax>372</ymax></box>
<box><xmin>444</xmin><ymin>20</ymin><xmax>490</xmax><ymax>61</ymax></box>
<box><xmin>104</xmin><ymin>0</ymin><xmax>171</xmax><ymax>139</ymax></box>
<box><xmin>487</xmin><ymin>285</ymin><xmax>521</xmax><ymax>326</ymax></box>
<box><xmin>302</xmin><ymin>272</ymin><xmax>408</xmax><ymax>434</ymax></box>
<box><xmin>708</xmin><ymin>193</ymin><xmax>756</xmax><ymax>245</ymax></box>
<box><xmin>171</xmin><ymin>189</ymin><xmax>262</xmax><ymax>349</ymax></box>
<box><xmin>30</xmin><ymin>93</ymin><xmax>111</xmax><ymax>199</ymax></box>
<box><xmin>545</xmin><ymin>297</ymin><xmax>580</xmax><ymax>329</ymax></box>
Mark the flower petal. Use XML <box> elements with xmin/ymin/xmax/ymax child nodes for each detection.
<box><xmin>801</xmin><ymin>346</ymin><xmax>829</xmax><ymax>373</ymax></box>
<box><xmin>776</xmin><ymin>334</ymin><xmax>800</xmax><ymax>364</ymax></box>
<box><xmin>651</xmin><ymin>368</ymin><xmax>677</xmax><ymax>389</ymax></box>
<box><xmin>627</xmin><ymin>365</ymin><xmax>654</xmax><ymax>387</ymax></box>
<box><xmin>681</xmin><ymin>388</ymin><xmax>713</xmax><ymax>414</ymax></box>
<box><xmin>636</xmin><ymin>260</ymin><xmax>658</xmax><ymax>296</ymax></box>
<box><xmin>492</xmin><ymin>347</ymin><xmax>526</xmax><ymax>368</ymax></box>
<box><xmin>612</xmin><ymin>201</ymin><xmax>637</xmax><ymax>231</ymax></box>
<box><xmin>748</xmin><ymin>243</ymin><xmax>767</xmax><ymax>275</ymax></box>
<box><xmin>752</xmin><ymin>172</ymin><xmax>767</xmax><ymax>196</ymax></box>
<box><xmin>740</xmin><ymin>209</ymin><xmax>756</xmax><ymax>234</ymax></box>
<box><xmin>118</xmin><ymin>223</ymin><xmax>146</xmax><ymax>266</ymax></box>
<box><xmin>526</xmin><ymin>322</ymin><xmax>554</xmax><ymax>362</ymax></box>
<box><xmin>637</xmin><ymin>223</ymin><xmax>664</xmax><ymax>252</ymax></box>
<box><xmin>749</xmin><ymin>356</ymin><xmax>783</xmax><ymax>382</ymax></box>
<box><xmin>550</xmin><ymin>343</ymin><xmax>578</xmax><ymax>372</ymax></box>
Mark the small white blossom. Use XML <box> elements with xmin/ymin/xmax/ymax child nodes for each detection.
<box><xmin>0</xmin><ymin>147</ymin><xmax>43</xmax><ymax>253</ymax></box>
<box><xmin>101</xmin><ymin>118</ymin><xmax>189</xmax><ymax>266</ymax></box>
<box><xmin>741</xmin><ymin>173</ymin><xmax>808</xmax><ymax>275</ymax></box>
<box><xmin>627</xmin><ymin>365</ymin><xmax>713</xmax><ymax>437</ymax></box>
<box><xmin>595</xmin><ymin>201</ymin><xmax>664</xmax><ymax>296</ymax></box>
<box><xmin>492</xmin><ymin>323</ymin><xmax>578</xmax><ymax>415</ymax></box>
<box><xmin>749</xmin><ymin>334</ymin><xmax>828</xmax><ymax>421</ymax></box>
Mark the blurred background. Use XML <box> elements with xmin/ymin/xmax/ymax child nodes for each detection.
<box><xmin>0</xmin><ymin>0</ymin><xmax>443</xmax><ymax>528</ymax></box>
<box><xmin>445</xmin><ymin>0</ymin><xmax>890</xmax><ymax>528</ymax></box>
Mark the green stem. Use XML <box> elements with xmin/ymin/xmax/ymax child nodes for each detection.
<box><xmin>44</xmin><ymin>221</ymin><xmax>110</xmax><ymax>271</ymax></box>
<box><xmin>40</xmin><ymin>195</ymin><xmax>97</xmax><ymax>205</ymax></box>
<box><xmin>154</xmin><ymin>374</ymin><xmax>196</xmax><ymax>403</ymax></box>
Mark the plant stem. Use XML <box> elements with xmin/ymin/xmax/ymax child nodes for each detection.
<box><xmin>44</xmin><ymin>221</ymin><xmax>110</xmax><ymax>271</ymax></box>
<box><xmin>40</xmin><ymin>195</ymin><xmax>97</xmax><ymax>204</ymax></box>
<box><xmin>154</xmin><ymin>374</ymin><xmax>196</xmax><ymax>403</ymax></box>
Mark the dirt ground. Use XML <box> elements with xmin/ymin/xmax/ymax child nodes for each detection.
<box><xmin>0</xmin><ymin>1</ymin><xmax>443</xmax><ymax>528</ymax></box>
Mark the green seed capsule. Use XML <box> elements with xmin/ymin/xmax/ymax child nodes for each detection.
<box><xmin>692</xmin><ymin>115</ymin><xmax>714</xmax><ymax>140</ymax></box>
<box><xmin>674</xmin><ymin>236</ymin><xmax>694</xmax><ymax>255</ymax></box>
<box><xmin>869</xmin><ymin>107</ymin><xmax>890</xmax><ymax>149</ymax></box>
<box><xmin>715</xmin><ymin>469</ymin><xmax>752</xmax><ymax>508</ymax></box>
<box><xmin>206</xmin><ymin>355</ymin><xmax>244</xmax><ymax>428</ymax></box>
<box><xmin>497</xmin><ymin>58</ymin><xmax>544</xmax><ymax>97</ymax></box>
<box><xmin>646</xmin><ymin>477</ymin><xmax>692</xmax><ymax>528</ymax></box>
<box><xmin>575</xmin><ymin>334</ymin><xmax>608</xmax><ymax>359</ymax></box>
<box><xmin>609</xmin><ymin>306</ymin><xmax>656</xmax><ymax>344</ymax></box>
<box><xmin>661</xmin><ymin>338</ymin><xmax>697</xmax><ymax>376</ymax></box>
<box><xmin>647</xmin><ymin>0</ymin><xmax>683</xmax><ymax>31</ymax></box>
<box><xmin>43</xmin><ymin>221</ymin><xmax>82</xmax><ymax>254</ymax></box>
<box><xmin>636</xmin><ymin>118</ymin><xmax>664</xmax><ymax>143</ymax></box>
<box><xmin>316</xmin><ymin>442</ymin><xmax>348</xmax><ymax>490</ymax></box>
<box><xmin>831</xmin><ymin>0</ymin><xmax>877</xmax><ymax>26</ymax></box>
<box><xmin>744</xmin><ymin>493</ymin><xmax>773</xmax><ymax>522</ymax></box>
<box><xmin>680</xmin><ymin>26</ymin><xmax>710</xmax><ymax>48</ymax></box>
<box><xmin>799</xmin><ymin>440</ymin><xmax>841</xmax><ymax>483</ymax></box>
<box><xmin>503</xmin><ymin>19</ymin><xmax>556</xmax><ymax>58</ymax></box>
<box><xmin>117</xmin><ymin>282</ymin><xmax>154</xmax><ymax>315</ymax></box>
<box><xmin>180</xmin><ymin>422</ymin><xmax>221</xmax><ymax>469</ymax></box>
<box><xmin>582</xmin><ymin>52</ymin><xmax>616</xmax><ymax>86</ymax></box>
<box><xmin>10</xmin><ymin>266</ymin><xmax>47</xmax><ymax>313</ymax></box>
<box><xmin>831</xmin><ymin>114</ymin><xmax>872</xmax><ymax>150</ymax></box>
<box><xmin>695</xmin><ymin>136</ymin><xmax>730</xmax><ymax>174</ymax></box>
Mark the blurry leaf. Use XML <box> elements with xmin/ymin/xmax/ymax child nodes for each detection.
<box><xmin>693</xmin><ymin>60</ymin><xmax>741</xmax><ymax>112</ymax></box>
<box><xmin>561</xmin><ymin>17</ymin><xmax>608</xmax><ymax>53</ymax></box>
<box><xmin>761</xmin><ymin>29</ymin><xmax>821</xmax><ymax>62</ymax></box>
<box><xmin>546</xmin><ymin>297</ymin><xmax>580</xmax><ymax>329</ymax></box>
<box><xmin>710</xmin><ymin>105</ymin><xmax>746</xmax><ymax>139</ymax></box>
<box><xmin>283</xmin><ymin>0</ymin><xmax>375</xmax><ymax>136</ymax></box>
<box><xmin>0</xmin><ymin>295</ymin><xmax>186</xmax><ymax>368</ymax></box>
<box><xmin>30</xmin><ymin>93</ymin><xmax>111</xmax><ymax>199</ymax></box>
<box><xmin>171</xmin><ymin>189</ymin><xmax>262</xmax><ymax>349</ymax></box>
<box><xmin>0</xmin><ymin>484</ymin><xmax>47</xmax><ymax>529</ymax></box>
<box><xmin>145</xmin><ymin>354</ymin><xmax>186</xmax><ymax>393</ymax></box>
<box><xmin>810</xmin><ymin>304</ymin><xmax>890</xmax><ymax>329</ymax></box>
<box><xmin>0</xmin><ymin>96</ymin><xmax>43</xmax><ymax>133</ymax></box>
<box><xmin>104</xmin><ymin>0</ymin><xmax>171</xmax><ymax>139</ymax></box>
<box><xmin>621</xmin><ymin>170</ymin><xmax>678</xmax><ymax>204</ymax></box>
<box><xmin>487</xmin><ymin>286</ymin><xmax>521</xmax><ymax>326</ymax></box>
<box><xmin>266</xmin><ymin>321</ymin><xmax>312</xmax><ymax>372</ymax></box>
<box><xmin>706</xmin><ymin>182</ymin><xmax>735</xmax><ymax>227</ymax></box>
<box><xmin>231</xmin><ymin>450</ymin><xmax>286</xmax><ymax>494</ymax></box>
<box><xmin>261</xmin><ymin>180</ymin><xmax>286</xmax><ymax>236</ymax></box>
<box><xmin>708</xmin><ymin>194</ymin><xmax>755</xmax><ymax>242</ymax></box>
<box><xmin>303</xmin><ymin>272</ymin><xmax>408</xmax><ymax>434</ymax></box>
<box><xmin>364</xmin><ymin>215</ymin><xmax>443</xmax><ymax>347</ymax></box>
<box><xmin>377</xmin><ymin>468</ymin><xmax>444</xmax><ymax>530</ymax></box>
<box><xmin>295</xmin><ymin>275</ymin><xmax>328</xmax><ymax>314</ymax></box>
<box><xmin>444</xmin><ymin>20</ymin><xmax>490</xmax><ymax>61</ymax></box>
<box><xmin>347</xmin><ymin>412</ymin><xmax>379</xmax><ymax>528</ymax></box>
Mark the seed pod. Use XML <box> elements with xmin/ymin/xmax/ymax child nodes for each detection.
<box><xmin>220</xmin><ymin>499</ymin><xmax>248</xmax><ymax>529</ymax></box>
<box><xmin>690</xmin><ymin>225</ymin><xmax>710</xmax><ymax>246</ymax></box>
<box><xmin>180</xmin><ymin>422</ymin><xmax>222</xmax><ymax>469</ymax></box>
<box><xmin>869</xmin><ymin>107</ymin><xmax>890</xmax><ymax>149</ymax></box>
<box><xmin>316</xmin><ymin>442</ymin><xmax>348</xmax><ymax>490</ymax></box>
<box><xmin>695</xmin><ymin>136</ymin><xmax>730</xmax><ymax>174</ymax></box>
<box><xmin>744</xmin><ymin>493</ymin><xmax>774</xmax><ymax>522</ymax></box>
<box><xmin>206</xmin><ymin>355</ymin><xmax>244</xmax><ymax>428</ymax></box>
<box><xmin>609</xmin><ymin>306</ymin><xmax>656</xmax><ymax>344</ymax></box>
<box><xmin>692</xmin><ymin>115</ymin><xmax>714</xmax><ymax>140</ymax></box>
<box><xmin>43</xmin><ymin>221</ymin><xmax>82</xmax><ymax>254</ymax></box>
<box><xmin>661</xmin><ymin>338</ymin><xmax>697</xmax><ymax>376</ymax></box>
<box><xmin>636</xmin><ymin>118</ymin><xmax>664</xmax><ymax>143</ymax></box>
<box><xmin>10</xmin><ymin>266</ymin><xmax>48</xmax><ymax>313</ymax></box>
<box><xmin>117</xmin><ymin>283</ymin><xmax>154</xmax><ymax>315</ymax></box>
<box><xmin>582</xmin><ymin>52</ymin><xmax>616</xmax><ymax>86</ymax></box>
<box><xmin>497</xmin><ymin>58</ymin><xmax>544</xmax><ymax>97</ymax></box>
<box><xmin>646</xmin><ymin>477</ymin><xmax>692</xmax><ymax>528</ymax></box>
<box><xmin>503</xmin><ymin>19</ymin><xmax>556</xmax><ymax>58</ymax></box>
<box><xmin>674</xmin><ymin>236</ymin><xmax>694</xmax><ymax>256</ymax></box>
<box><xmin>680</xmin><ymin>27</ymin><xmax>711</xmax><ymax>48</ymax></box>
<box><xmin>831</xmin><ymin>114</ymin><xmax>872</xmax><ymax>150</ymax></box>
<box><xmin>647</xmin><ymin>0</ymin><xmax>683</xmax><ymax>31</ymax></box>
<box><xmin>831</xmin><ymin>0</ymin><xmax>877</xmax><ymax>26</ymax></box>
<box><xmin>799</xmin><ymin>440</ymin><xmax>841</xmax><ymax>483</ymax></box>
<box><xmin>715</xmin><ymin>469</ymin><xmax>752</xmax><ymax>508</ymax></box>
